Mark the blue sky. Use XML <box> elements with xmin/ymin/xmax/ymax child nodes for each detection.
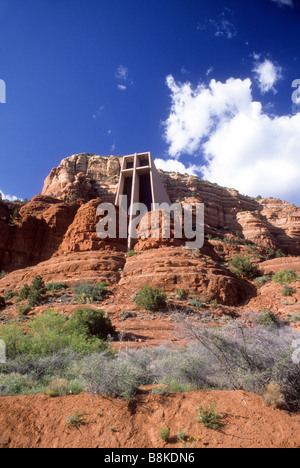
<box><xmin>0</xmin><ymin>0</ymin><xmax>300</xmax><ymax>204</ymax></box>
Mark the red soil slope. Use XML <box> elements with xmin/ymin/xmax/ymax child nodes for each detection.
<box><xmin>0</xmin><ymin>390</ymin><xmax>299</xmax><ymax>449</ymax></box>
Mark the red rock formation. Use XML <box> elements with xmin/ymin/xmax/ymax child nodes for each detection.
<box><xmin>119</xmin><ymin>247</ymin><xmax>256</xmax><ymax>306</ymax></box>
<box><xmin>42</xmin><ymin>153</ymin><xmax>121</xmax><ymax>203</ymax></box>
<box><xmin>0</xmin><ymin>195</ymin><xmax>78</xmax><ymax>272</ymax></box>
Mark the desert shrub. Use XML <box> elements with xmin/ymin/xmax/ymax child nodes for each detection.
<box><xmin>159</xmin><ymin>428</ymin><xmax>170</xmax><ymax>442</ymax></box>
<box><xmin>73</xmin><ymin>354</ymin><xmax>144</xmax><ymax>400</ymax></box>
<box><xmin>31</xmin><ymin>275</ymin><xmax>46</xmax><ymax>294</ymax></box>
<box><xmin>210</xmin><ymin>299</ymin><xmax>218</xmax><ymax>310</ymax></box>
<box><xmin>28</xmin><ymin>289</ymin><xmax>43</xmax><ymax>307</ymax></box>
<box><xmin>66</xmin><ymin>411</ymin><xmax>86</xmax><ymax>428</ymax></box>
<box><xmin>177</xmin><ymin>289</ymin><xmax>189</xmax><ymax>300</ymax></box>
<box><xmin>253</xmin><ymin>276</ymin><xmax>270</xmax><ymax>288</ymax></box>
<box><xmin>258</xmin><ymin>309</ymin><xmax>281</xmax><ymax>327</ymax></box>
<box><xmin>0</xmin><ymin>271</ymin><xmax>7</xmax><ymax>279</ymax></box>
<box><xmin>1</xmin><ymin>351</ymin><xmax>79</xmax><ymax>379</ymax></box>
<box><xmin>66</xmin><ymin>307</ymin><xmax>115</xmax><ymax>339</ymax></box>
<box><xmin>196</xmin><ymin>402</ymin><xmax>222</xmax><ymax>430</ymax></box>
<box><xmin>45</xmin><ymin>282</ymin><xmax>68</xmax><ymax>292</ymax></box>
<box><xmin>262</xmin><ymin>382</ymin><xmax>285</xmax><ymax>409</ymax></box>
<box><xmin>135</xmin><ymin>285</ymin><xmax>167</xmax><ymax>311</ymax></box>
<box><xmin>73</xmin><ymin>281</ymin><xmax>107</xmax><ymax>304</ymax></box>
<box><xmin>17</xmin><ymin>305</ymin><xmax>31</xmax><ymax>316</ymax></box>
<box><xmin>272</xmin><ymin>270</ymin><xmax>298</xmax><ymax>284</ymax></box>
<box><xmin>0</xmin><ymin>373</ymin><xmax>43</xmax><ymax>396</ymax></box>
<box><xmin>228</xmin><ymin>255</ymin><xmax>259</xmax><ymax>279</ymax></box>
<box><xmin>127</xmin><ymin>250</ymin><xmax>141</xmax><ymax>257</ymax></box>
<box><xmin>3</xmin><ymin>291</ymin><xmax>18</xmax><ymax>301</ymax></box>
<box><xmin>288</xmin><ymin>313</ymin><xmax>300</xmax><ymax>323</ymax></box>
<box><xmin>281</xmin><ymin>285</ymin><xmax>294</xmax><ymax>297</ymax></box>
<box><xmin>46</xmin><ymin>378</ymin><xmax>84</xmax><ymax>397</ymax></box>
<box><xmin>120</xmin><ymin>311</ymin><xmax>137</xmax><ymax>321</ymax></box>
<box><xmin>17</xmin><ymin>276</ymin><xmax>46</xmax><ymax>307</ymax></box>
<box><xmin>189</xmin><ymin>297</ymin><xmax>205</xmax><ymax>309</ymax></box>
<box><xmin>18</xmin><ymin>284</ymin><xmax>30</xmax><ymax>301</ymax></box>
<box><xmin>181</xmin><ymin>319</ymin><xmax>300</xmax><ymax>411</ymax></box>
<box><xmin>0</xmin><ymin>296</ymin><xmax>5</xmax><ymax>308</ymax></box>
<box><xmin>0</xmin><ymin>310</ymin><xmax>110</xmax><ymax>358</ymax></box>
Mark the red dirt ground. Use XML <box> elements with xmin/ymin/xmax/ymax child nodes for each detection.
<box><xmin>0</xmin><ymin>390</ymin><xmax>299</xmax><ymax>448</ymax></box>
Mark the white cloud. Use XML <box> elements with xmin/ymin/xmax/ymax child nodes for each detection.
<box><xmin>154</xmin><ymin>158</ymin><xmax>200</xmax><ymax>176</ymax></box>
<box><xmin>163</xmin><ymin>75</ymin><xmax>300</xmax><ymax>203</ymax></box>
<box><xmin>117</xmin><ymin>84</ymin><xmax>127</xmax><ymax>91</ymax></box>
<box><xmin>271</xmin><ymin>0</ymin><xmax>294</xmax><ymax>6</ymax></box>
<box><xmin>115</xmin><ymin>65</ymin><xmax>128</xmax><ymax>81</ymax></box>
<box><xmin>253</xmin><ymin>59</ymin><xmax>282</xmax><ymax>94</ymax></box>
<box><xmin>209</xmin><ymin>17</ymin><xmax>237</xmax><ymax>39</ymax></box>
<box><xmin>92</xmin><ymin>105</ymin><xmax>104</xmax><ymax>119</ymax></box>
<box><xmin>197</xmin><ymin>10</ymin><xmax>237</xmax><ymax>39</ymax></box>
<box><xmin>0</xmin><ymin>190</ymin><xmax>19</xmax><ymax>201</ymax></box>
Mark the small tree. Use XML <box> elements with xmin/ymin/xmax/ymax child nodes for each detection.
<box><xmin>229</xmin><ymin>255</ymin><xmax>259</xmax><ymax>279</ymax></box>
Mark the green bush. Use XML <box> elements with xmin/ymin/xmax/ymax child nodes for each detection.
<box><xmin>17</xmin><ymin>305</ymin><xmax>31</xmax><ymax>316</ymax></box>
<box><xmin>3</xmin><ymin>291</ymin><xmax>18</xmax><ymax>301</ymax></box>
<box><xmin>159</xmin><ymin>428</ymin><xmax>170</xmax><ymax>442</ymax></box>
<box><xmin>66</xmin><ymin>307</ymin><xmax>115</xmax><ymax>339</ymax></box>
<box><xmin>229</xmin><ymin>255</ymin><xmax>259</xmax><ymax>279</ymax></box>
<box><xmin>31</xmin><ymin>275</ymin><xmax>46</xmax><ymax>294</ymax></box>
<box><xmin>28</xmin><ymin>289</ymin><xmax>43</xmax><ymax>307</ymax></box>
<box><xmin>281</xmin><ymin>285</ymin><xmax>294</xmax><ymax>297</ymax></box>
<box><xmin>18</xmin><ymin>284</ymin><xmax>30</xmax><ymax>301</ymax></box>
<box><xmin>135</xmin><ymin>285</ymin><xmax>167</xmax><ymax>311</ymax></box>
<box><xmin>258</xmin><ymin>309</ymin><xmax>279</xmax><ymax>327</ymax></box>
<box><xmin>127</xmin><ymin>250</ymin><xmax>141</xmax><ymax>257</ymax></box>
<box><xmin>46</xmin><ymin>379</ymin><xmax>84</xmax><ymax>397</ymax></box>
<box><xmin>73</xmin><ymin>281</ymin><xmax>107</xmax><ymax>304</ymax></box>
<box><xmin>0</xmin><ymin>373</ymin><xmax>43</xmax><ymax>396</ymax></box>
<box><xmin>196</xmin><ymin>402</ymin><xmax>222</xmax><ymax>430</ymax></box>
<box><xmin>189</xmin><ymin>297</ymin><xmax>205</xmax><ymax>309</ymax></box>
<box><xmin>18</xmin><ymin>276</ymin><xmax>46</xmax><ymax>307</ymax></box>
<box><xmin>177</xmin><ymin>289</ymin><xmax>189</xmax><ymax>300</ymax></box>
<box><xmin>273</xmin><ymin>270</ymin><xmax>298</xmax><ymax>284</ymax></box>
<box><xmin>0</xmin><ymin>310</ymin><xmax>111</xmax><ymax>358</ymax></box>
<box><xmin>45</xmin><ymin>282</ymin><xmax>68</xmax><ymax>292</ymax></box>
<box><xmin>253</xmin><ymin>276</ymin><xmax>270</xmax><ymax>287</ymax></box>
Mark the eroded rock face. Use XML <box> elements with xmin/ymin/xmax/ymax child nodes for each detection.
<box><xmin>0</xmin><ymin>251</ymin><xmax>126</xmax><ymax>293</ymax></box>
<box><xmin>119</xmin><ymin>247</ymin><xmax>256</xmax><ymax>306</ymax></box>
<box><xmin>1</xmin><ymin>154</ymin><xmax>300</xmax><ymax>311</ymax></box>
<box><xmin>0</xmin><ymin>195</ymin><xmax>78</xmax><ymax>272</ymax></box>
<box><xmin>42</xmin><ymin>154</ymin><xmax>300</xmax><ymax>255</ymax></box>
<box><xmin>42</xmin><ymin>153</ymin><xmax>121</xmax><ymax>203</ymax></box>
<box><xmin>57</xmin><ymin>199</ymin><xmax>127</xmax><ymax>255</ymax></box>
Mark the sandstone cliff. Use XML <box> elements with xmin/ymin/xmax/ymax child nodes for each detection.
<box><xmin>0</xmin><ymin>153</ymin><xmax>300</xmax><ymax>310</ymax></box>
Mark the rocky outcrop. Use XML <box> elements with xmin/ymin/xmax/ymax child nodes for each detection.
<box><xmin>42</xmin><ymin>154</ymin><xmax>300</xmax><ymax>255</ymax></box>
<box><xmin>260</xmin><ymin>257</ymin><xmax>300</xmax><ymax>275</ymax></box>
<box><xmin>119</xmin><ymin>247</ymin><xmax>256</xmax><ymax>306</ymax></box>
<box><xmin>0</xmin><ymin>195</ymin><xmax>78</xmax><ymax>272</ymax></box>
<box><xmin>42</xmin><ymin>153</ymin><xmax>121</xmax><ymax>203</ymax></box>
<box><xmin>0</xmin><ymin>251</ymin><xmax>126</xmax><ymax>293</ymax></box>
<box><xmin>57</xmin><ymin>199</ymin><xmax>127</xmax><ymax>255</ymax></box>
